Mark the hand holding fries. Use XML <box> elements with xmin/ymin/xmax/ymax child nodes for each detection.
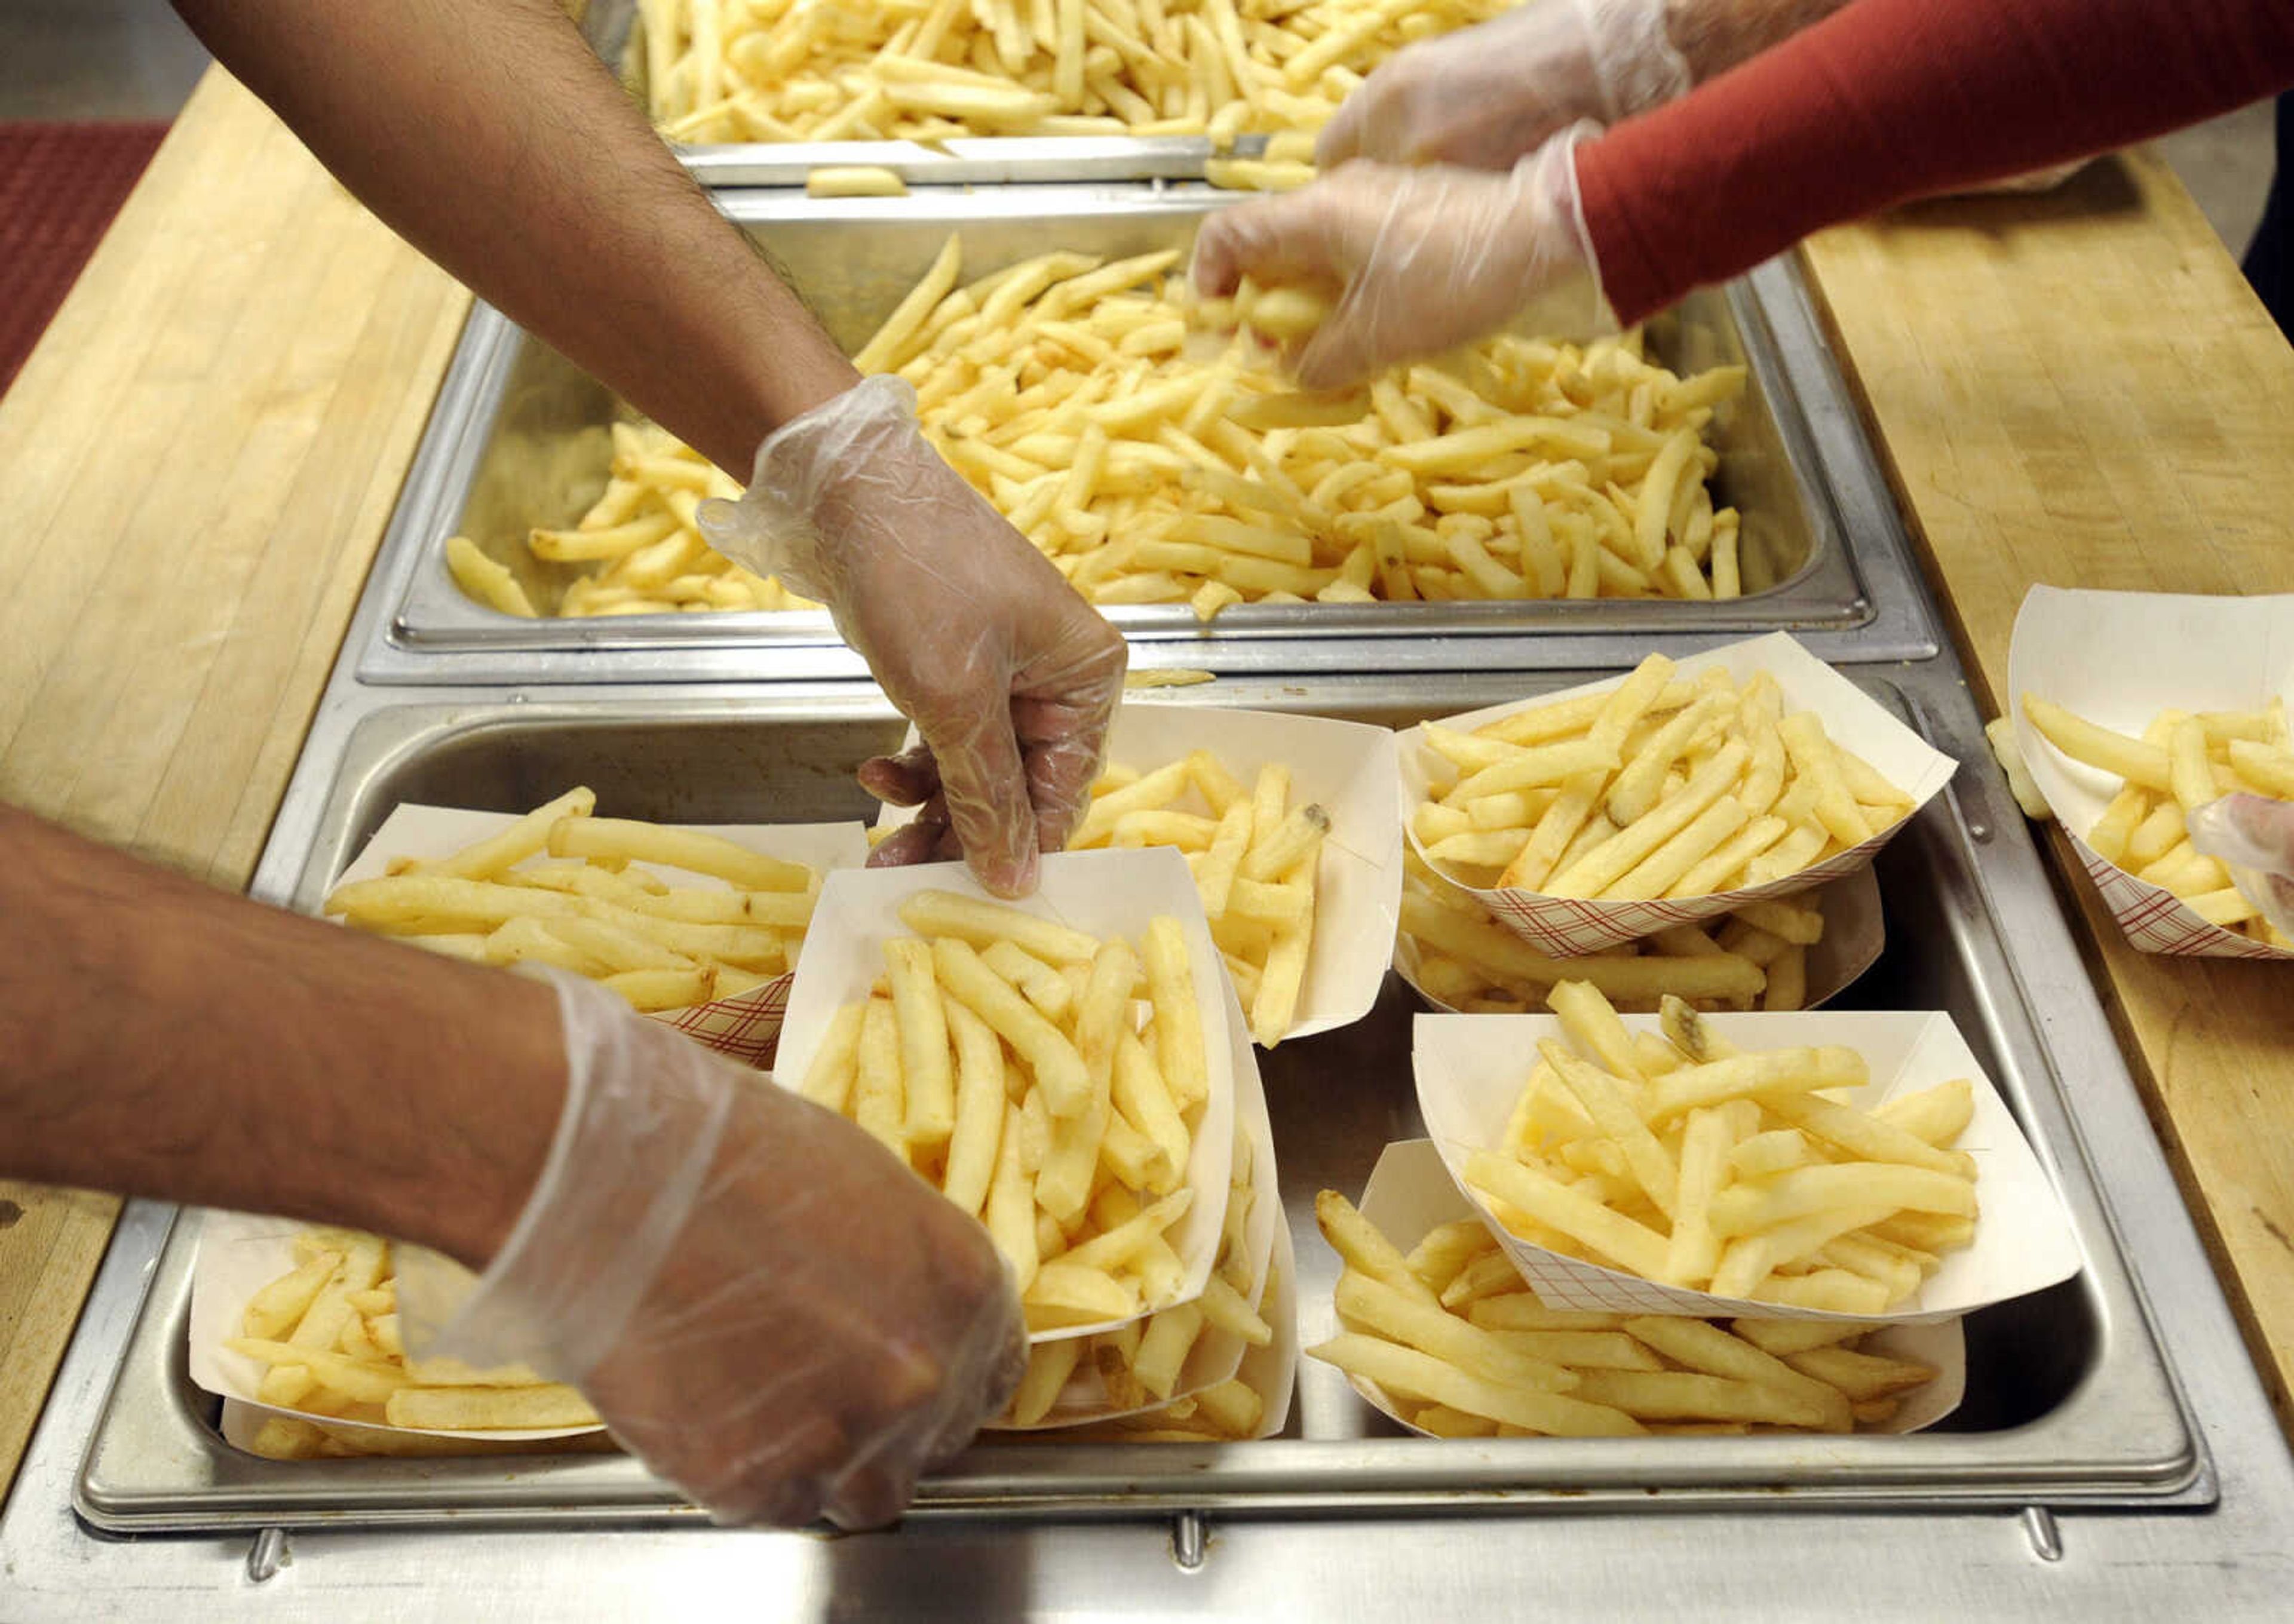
<box><xmin>1192</xmin><ymin>130</ymin><xmax>1608</xmax><ymax>389</ymax></box>
<box><xmin>394</xmin><ymin>971</ymin><xmax>1025</xmax><ymax>1528</ymax></box>
<box><xmin>699</xmin><ymin>375</ymin><xmax>1127</xmax><ymax>897</ymax></box>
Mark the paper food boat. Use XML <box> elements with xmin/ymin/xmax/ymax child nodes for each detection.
<box><xmin>1338</xmin><ymin>1140</ymin><xmax>1965</xmax><ymax>1436</ymax></box>
<box><xmin>1399</xmin><ymin>634</ymin><xmax>1957</xmax><ymax>955</ymax></box>
<box><xmin>190</xmin><ymin>1211</ymin><xmax>605</xmax><ymax>1447</ymax></box>
<box><xmin>878</xmin><ymin>705</ymin><xmax>1404</xmax><ymax>1042</ymax></box>
<box><xmin>774</xmin><ymin>849</ymin><xmax>1238</xmax><ymax>1343</ymax></box>
<box><xmin>2008</xmin><ymin>585</ymin><xmax>2294</xmax><ymax>960</ymax></box>
<box><xmin>1412</xmin><ymin>1011</ymin><xmax>2081</xmax><ymax>1323</ymax></box>
<box><xmin>990</xmin><ymin>975</ymin><xmax>1283</xmax><ymax>1430</ymax></box>
<box><xmin>1396</xmin><ymin>866</ymin><xmax>1886</xmax><ymax>1016</ymax></box>
<box><xmin>331</xmin><ymin>803</ymin><xmax>870</xmax><ymax>1066</ymax></box>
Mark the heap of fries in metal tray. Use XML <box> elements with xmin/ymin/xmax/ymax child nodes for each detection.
<box><xmin>450</xmin><ymin>231</ymin><xmax>1750</xmax><ymax>620</ymax></box>
<box><xmin>634</xmin><ymin>0</ymin><xmax>1509</xmax><ymax>156</ymax></box>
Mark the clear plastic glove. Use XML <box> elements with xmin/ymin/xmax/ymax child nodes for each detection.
<box><xmin>700</xmin><ymin>374</ymin><xmax>1126</xmax><ymax>897</ymax></box>
<box><xmin>400</xmin><ymin>971</ymin><xmax>1026</xmax><ymax>1528</ymax></box>
<box><xmin>1192</xmin><ymin>127</ymin><xmax>1614</xmax><ymax>392</ymax></box>
<box><xmin>2188</xmin><ymin>794</ymin><xmax>2294</xmax><ymax>942</ymax></box>
<box><xmin>1317</xmin><ymin>0</ymin><xmax>1688</xmax><ymax>172</ymax></box>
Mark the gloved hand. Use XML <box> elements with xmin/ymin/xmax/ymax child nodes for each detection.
<box><xmin>400</xmin><ymin>971</ymin><xmax>1026</xmax><ymax>1528</ymax></box>
<box><xmin>2188</xmin><ymin>793</ymin><xmax>2294</xmax><ymax>941</ymax></box>
<box><xmin>700</xmin><ymin>374</ymin><xmax>1127</xmax><ymax>897</ymax></box>
<box><xmin>1192</xmin><ymin>127</ymin><xmax>1614</xmax><ymax>392</ymax></box>
<box><xmin>1317</xmin><ymin>0</ymin><xmax>1688</xmax><ymax>172</ymax></box>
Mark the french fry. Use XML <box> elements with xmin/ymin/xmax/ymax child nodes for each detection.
<box><xmin>1315</xmin><ymin>1192</ymin><xmax>1939</xmax><ymax>1441</ymax></box>
<box><xmin>1433</xmin><ymin>983</ymin><xmax>1981</xmax><ymax>1310</ymax></box>
<box><xmin>2019</xmin><ymin>692</ymin><xmax>2290</xmax><ymax>945</ymax></box>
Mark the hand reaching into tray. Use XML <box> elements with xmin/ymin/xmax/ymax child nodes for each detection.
<box><xmin>702</xmin><ymin>376</ymin><xmax>1127</xmax><ymax>898</ymax></box>
<box><xmin>1192</xmin><ymin>132</ymin><xmax>1614</xmax><ymax>391</ymax></box>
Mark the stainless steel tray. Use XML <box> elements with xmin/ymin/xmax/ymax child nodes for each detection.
<box><xmin>73</xmin><ymin>671</ymin><xmax>2197</xmax><ymax>1532</ymax></box>
<box><xmin>361</xmin><ymin>186</ymin><xmax>1936</xmax><ymax>686</ymax></box>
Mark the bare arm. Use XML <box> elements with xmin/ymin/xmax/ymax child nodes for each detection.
<box><xmin>0</xmin><ymin>803</ymin><xmax>559</xmax><ymax>1268</ymax></box>
<box><xmin>168</xmin><ymin>0</ymin><xmax>854</xmax><ymax>474</ymax></box>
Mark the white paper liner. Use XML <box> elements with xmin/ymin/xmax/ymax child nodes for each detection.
<box><xmin>1399</xmin><ymin>634</ymin><xmax>1958</xmax><ymax>955</ymax></box>
<box><xmin>772</xmin><ymin>849</ymin><xmax>1238</xmax><ymax>1343</ymax></box>
<box><xmin>1411</xmin><ymin>1011</ymin><xmax>2081</xmax><ymax>1323</ymax></box>
<box><xmin>877</xmin><ymin>707</ymin><xmax>1405</xmax><ymax>1042</ymax></box>
<box><xmin>331</xmin><ymin>804</ymin><xmax>872</xmax><ymax>1065</ymax></box>
<box><xmin>1396</xmin><ymin>865</ymin><xmax>1885</xmax><ymax>1016</ymax></box>
<box><xmin>1339</xmin><ymin>1140</ymin><xmax>1965</xmax><ymax>1436</ymax></box>
<box><xmin>2008</xmin><ymin>585</ymin><xmax>2294</xmax><ymax>960</ymax></box>
<box><xmin>190</xmin><ymin>1211</ymin><xmax>603</xmax><ymax>1445</ymax></box>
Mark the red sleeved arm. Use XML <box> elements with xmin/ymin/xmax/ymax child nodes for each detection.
<box><xmin>1576</xmin><ymin>0</ymin><xmax>2294</xmax><ymax>326</ymax></box>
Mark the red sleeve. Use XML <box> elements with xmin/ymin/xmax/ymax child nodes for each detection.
<box><xmin>1576</xmin><ymin>0</ymin><xmax>2294</xmax><ymax>326</ymax></box>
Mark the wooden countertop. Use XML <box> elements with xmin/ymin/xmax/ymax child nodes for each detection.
<box><xmin>0</xmin><ymin>70</ymin><xmax>470</xmax><ymax>1503</ymax></box>
<box><xmin>1801</xmin><ymin>152</ymin><xmax>2294</xmax><ymax>1434</ymax></box>
<box><xmin>2</xmin><ymin>69</ymin><xmax>2290</xmax><ymax>1504</ymax></box>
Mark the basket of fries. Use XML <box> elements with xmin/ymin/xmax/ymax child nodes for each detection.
<box><xmin>2008</xmin><ymin>584</ymin><xmax>2294</xmax><ymax>959</ymax></box>
<box><xmin>1400</xmin><ymin>634</ymin><xmax>1956</xmax><ymax>957</ymax></box>
<box><xmin>323</xmin><ymin>791</ymin><xmax>869</xmax><ymax>1066</ymax></box>
<box><xmin>1311</xmin><ymin>1139</ymin><xmax>1965</xmax><ymax>1438</ymax></box>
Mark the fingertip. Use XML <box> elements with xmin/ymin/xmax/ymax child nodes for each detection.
<box><xmin>1191</xmin><ymin>225</ymin><xmax>1240</xmax><ymax>299</ymax></box>
<box><xmin>974</xmin><ymin>838</ymin><xmax>1038</xmax><ymax>900</ymax></box>
<box><xmin>866</xmin><ymin>822</ymin><xmax>946</xmax><ymax>869</ymax></box>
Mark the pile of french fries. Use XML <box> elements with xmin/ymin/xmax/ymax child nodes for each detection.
<box><xmin>799</xmin><ymin>891</ymin><xmax>1223</xmax><ymax>1334</ymax></box>
<box><xmin>1401</xmin><ymin>848</ymin><xmax>1836</xmax><ymax>1014</ymax></box>
<box><xmin>2019</xmin><ymin>693</ymin><xmax>2294</xmax><ymax>947</ymax></box>
<box><xmin>324</xmin><ymin>788</ymin><xmax>823</xmax><ymax>1013</ymax></box>
<box><xmin>444</xmin><ymin>422</ymin><xmax>818</xmax><ymax>618</ymax></box>
<box><xmin>232</xmin><ymin>1229</ymin><xmax>600</xmax><ymax>1459</ymax></box>
<box><xmin>634</xmin><ymin>0</ymin><xmax>1510</xmax><ymax>150</ymax></box>
<box><xmin>1413</xmin><ymin>655</ymin><xmax>1914</xmax><ymax>899</ymax></box>
<box><xmin>1003</xmin><ymin>1109</ymin><xmax>1272</xmax><ymax>1432</ymax></box>
<box><xmin>1041</xmin><ymin>1260</ymin><xmax>1286</xmax><ymax>1441</ymax></box>
<box><xmin>453</xmin><ymin>233</ymin><xmax>1750</xmax><ymax>621</ymax></box>
<box><xmin>1456</xmin><ymin>983</ymin><xmax>1979</xmax><ymax>1314</ymax></box>
<box><xmin>879</xmin><ymin>237</ymin><xmax>1750</xmax><ymax>613</ymax></box>
<box><xmin>1077</xmin><ymin>748</ymin><xmax>1329</xmax><ymax>1045</ymax></box>
<box><xmin>1311</xmin><ymin>1192</ymin><xmax>1936</xmax><ymax>1436</ymax></box>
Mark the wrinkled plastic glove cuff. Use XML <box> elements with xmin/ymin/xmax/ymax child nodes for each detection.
<box><xmin>1580</xmin><ymin>0</ymin><xmax>1692</xmax><ymax>122</ymax></box>
<box><xmin>1519</xmin><ymin>122</ymin><xmax>1621</xmax><ymax>340</ymax></box>
<box><xmin>398</xmin><ymin>969</ymin><xmax>737</xmax><ymax>1383</ymax></box>
<box><xmin>696</xmin><ymin>373</ymin><xmax>921</xmax><ymax>609</ymax></box>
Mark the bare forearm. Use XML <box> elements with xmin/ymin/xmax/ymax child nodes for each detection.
<box><xmin>1666</xmin><ymin>0</ymin><xmax>1855</xmax><ymax>83</ymax></box>
<box><xmin>170</xmin><ymin>0</ymin><xmax>856</xmax><ymax>473</ymax></box>
<box><xmin>0</xmin><ymin>805</ymin><xmax>560</xmax><ymax>1268</ymax></box>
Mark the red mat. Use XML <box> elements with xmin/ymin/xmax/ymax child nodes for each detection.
<box><xmin>0</xmin><ymin>121</ymin><xmax>170</xmax><ymax>399</ymax></box>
